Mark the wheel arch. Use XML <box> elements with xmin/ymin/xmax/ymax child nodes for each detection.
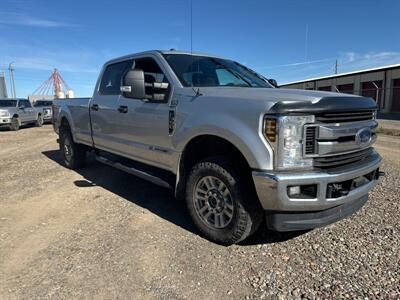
<box><xmin>175</xmin><ymin>134</ymin><xmax>255</xmax><ymax>200</ymax></box>
<box><xmin>58</xmin><ymin>113</ymin><xmax>78</xmax><ymax>142</ymax></box>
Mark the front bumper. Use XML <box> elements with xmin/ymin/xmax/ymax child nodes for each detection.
<box><xmin>0</xmin><ymin>117</ymin><xmax>11</xmax><ymax>126</ymax></box>
<box><xmin>266</xmin><ymin>194</ymin><xmax>368</xmax><ymax>231</ymax></box>
<box><xmin>252</xmin><ymin>151</ymin><xmax>382</xmax><ymax>212</ymax></box>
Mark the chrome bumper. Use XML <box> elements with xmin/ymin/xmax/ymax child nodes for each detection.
<box><xmin>252</xmin><ymin>152</ymin><xmax>382</xmax><ymax>211</ymax></box>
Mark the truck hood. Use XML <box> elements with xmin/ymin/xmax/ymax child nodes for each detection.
<box><xmin>196</xmin><ymin>87</ymin><xmax>376</xmax><ymax>112</ymax></box>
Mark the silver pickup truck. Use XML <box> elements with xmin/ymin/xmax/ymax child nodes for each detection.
<box><xmin>0</xmin><ymin>98</ymin><xmax>43</xmax><ymax>130</ymax></box>
<box><xmin>53</xmin><ymin>50</ymin><xmax>383</xmax><ymax>245</ymax></box>
<box><xmin>33</xmin><ymin>100</ymin><xmax>54</xmax><ymax>123</ymax></box>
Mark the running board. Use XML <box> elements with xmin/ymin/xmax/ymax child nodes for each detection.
<box><xmin>95</xmin><ymin>155</ymin><xmax>173</xmax><ymax>189</ymax></box>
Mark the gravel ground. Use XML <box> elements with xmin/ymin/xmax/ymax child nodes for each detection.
<box><xmin>0</xmin><ymin>125</ymin><xmax>399</xmax><ymax>299</ymax></box>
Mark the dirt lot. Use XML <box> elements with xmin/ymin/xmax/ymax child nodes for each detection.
<box><xmin>0</xmin><ymin>125</ymin><xmax>399</xmax><ymax>299</ymax></box>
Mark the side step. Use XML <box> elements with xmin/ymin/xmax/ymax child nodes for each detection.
<box><xmin>95</xmin><ymin>155</ymin><xmax>173</xmax><ymax>189</ymax></box>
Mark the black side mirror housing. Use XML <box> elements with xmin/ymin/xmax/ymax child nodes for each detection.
<box><xmin>268</xmin><ymin>79</ymin><xmax>278</xmax><ymax>87</ymax></box>
<box><xmin>121</xmin><ymin>69</ymin><xmax>146</xmax><ymax>99</ymax></box>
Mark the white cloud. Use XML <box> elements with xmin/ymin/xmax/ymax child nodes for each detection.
<box><xmin>340</xmin><ymin>51</ymin><xmax>400</xmax><ymax>71</ymax></box>
<box><xmin>260</xmin><ymin>57</ymin><xmax>335</xmax><ymax>69</ymax></box>
<box><xmin>0</xmin><ymin>12</ymin><xmax>77</xmax><ymax>28</ymax></box>
<box><xmin>269</xmin><ymin>51</ymin><xmax>400</xmax><ymax>84</ymax></box>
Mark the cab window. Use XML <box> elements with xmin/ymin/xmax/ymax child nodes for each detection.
<box><xmin>24</xmin><ymin>100</ymin><xmax>32</xmax><ymax>108</ymax></box>
<box><xmin>132</xmin><ymin>57</ymin><xmax>170</xmax><ymax>101</ymax></box>
<box><xmin>99</xmin><ymin>60</ymin><xmax>133</xmax><ymax>95</ymax></box>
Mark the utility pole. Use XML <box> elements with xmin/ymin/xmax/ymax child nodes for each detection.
<box><xmin>8</xmin><ymin>62</ymin><xmax>16</xmax><ymax>98</ymax></box>
<box><xmin>334</xmin><ymin>59</ymin><xmax>339</xmax><ymax>74</ymax></box>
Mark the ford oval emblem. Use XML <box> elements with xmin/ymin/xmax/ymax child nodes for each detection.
<box><xmin>356</xmin><ymin>128</ymin><xmax>372</xmax><ymax>146</ymax></box>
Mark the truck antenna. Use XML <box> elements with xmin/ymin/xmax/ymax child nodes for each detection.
<box><xmin>190</xmin><ymin>0</ymin><xmax>202</xmax><ymax>96</ymax></box>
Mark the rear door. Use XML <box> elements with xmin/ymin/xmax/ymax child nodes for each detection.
<box><xmin>23</xmin><ymin>100</ymin><xmax>36</xmax><ymax>122</ymax></box>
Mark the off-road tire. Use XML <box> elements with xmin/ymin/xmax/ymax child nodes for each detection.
<box><xmin>9</xmin><ymin>117</ymin><xmax>20</xmax><ymax>131</ymax></box>
<box><xmin>35</xmin><ymin>114</ymin><xmax>43</xmax><ymax>127</ymax></box>
<box><xmin>185</xmin><ymin>157</ymin><xmax>263</xmax><ymax>245</ymax></box>
<box><xmin>59</xmin><ymin>127</ymin><xmax>86</xmax><ymax>169</ymax></box>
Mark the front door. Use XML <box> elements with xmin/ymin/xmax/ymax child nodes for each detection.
<box><xmin>17</xmin><ymin>100</ymin><xmax>31</xmax><ymax>123</ymax></box>
<box><xmin>91</xmin><ymin>59</ymin><xmax>133</xmax><ymax>152</ymax></box>
<box><xmin>91</xmin><ymin>55</ymin><xmax>174</xmax><ymax>171</ymax></box>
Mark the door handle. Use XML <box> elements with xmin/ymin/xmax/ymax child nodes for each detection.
<box><xmin>91</xmin><ymin>104</ymin><xmax>99</xmax><ymax>111</ymax></box>
<box><xmin>118</xmin><ymin>105</ymin><xmax>128</xmax><ymax>113</ymax></box>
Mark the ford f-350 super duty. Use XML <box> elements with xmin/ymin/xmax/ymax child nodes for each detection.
<box><xmin>52</xmin><ymin>50</ymin><xmax>383</xmax><ymax>245</ymax></box>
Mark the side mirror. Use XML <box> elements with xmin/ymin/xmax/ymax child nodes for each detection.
<box><xmin>121</xmin><ymin>69</ymin><xmax>146</xmax><ymax>99</ymax></box>
<box><xmin>268</xmin><ymin>79</ymin><xmax>278</xmax><ymax>87</ymax></box>
<box><xmin>18</xmin><ymin>105</ymin><xmax>25</xmax><ymax>110</ymax></box>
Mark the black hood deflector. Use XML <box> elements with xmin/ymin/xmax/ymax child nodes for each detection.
<box><xmin>269</xmin><ymin>96</ymin><xmax>377</xmax><ymax>114</ymax></box>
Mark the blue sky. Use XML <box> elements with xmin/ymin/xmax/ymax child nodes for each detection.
<box><xmin>1</xmin><ymin>0</ymin><xmax>399</xmax><ymax>97</ymax></box>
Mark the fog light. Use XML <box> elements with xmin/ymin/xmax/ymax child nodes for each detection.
<box><xmin>288</xmin><ymin>186</ymin><xmax>301</xmax><ymax>196</ymax></box>
<box><xmin>287</xmin><ymin>184</ymin><xmax>317</xmax><ymax>199</ymax></box>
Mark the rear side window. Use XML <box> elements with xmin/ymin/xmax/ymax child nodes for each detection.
<box><xmin>19</xmin><ymin>100</ymin><xmax>31</xmax><ymax>108</ymax></box>
<box><xmin>99</xmin><ymin>60</ymin><xmax>133</xmax><ymax>95</ymax></box>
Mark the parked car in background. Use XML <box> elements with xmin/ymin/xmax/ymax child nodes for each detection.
<box><xmin>52</xmin><ymin>50</ymin><xmax>383</xmax><ymax>245</ymax></box>
<box><xmin>0</xmin><ymin>98</ymin><xmax>43</xmax><ymax>131</ymax></box>
<box><xmin>33</xmin><ymin>100</ymin><xmax>54</xmax><ymax>123</ymax></box>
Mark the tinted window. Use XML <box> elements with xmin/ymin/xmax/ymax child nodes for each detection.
<box><xmin>0</xmin><ymin>100</ymin><xmax>17</xmax><ymax>107</ymax></box>
<box><xmin>23</xmin><ymin>100</ymin><xmax>32</xmax><ymax>108</ymax></box>
<box><xmin>130</xmin><ymin>57</ymin><xmax>170</xmax><ymax>102</ymax></box>
<box><xmin>164</xmin><ymin>54</ymin><xmax>272</xmax><ymax>88</ymax></box>
<box><xmin>34</xmin><ymin>101</ymin><xmax>53</xmax><ymax>107</ymax></box>
<box><xmin>18</xmin><ymin>100</ymin><xmax>30</xmax><ymax>108</ymax></box>
<box><xmin>99</xmin><ymin>60</ymin><xmax>133</xmax><ymax>95</ymax></box>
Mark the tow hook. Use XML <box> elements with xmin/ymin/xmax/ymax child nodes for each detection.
<box><xmin>378</xmin><ymin>171</ymin><xmax>385</xmax><ymax>178</ymax></box>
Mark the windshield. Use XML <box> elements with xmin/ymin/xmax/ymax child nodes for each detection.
<box><xmin>0</xmin><ymin>100</ymin><xmax>17</xmax><ymax>107</ymax></box>
<box><xmin>163</xmin><ymin>54</ymin><xmax>272</xmax><ymax>88</ymax></box>
<box><xmin>34</xmin><ymin>101</ymin><xmax>53</xmax><ymax>107</ymax></box>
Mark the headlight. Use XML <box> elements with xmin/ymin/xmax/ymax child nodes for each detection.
<box><xmin>264</xmin><ymin>115</ymin><xmax>314</xmax><ymax>170</ymax></box>
<box><xmin>0</xmin><ymin>110</ymin><xmax>10</xmax><ymax>117</ymax></box>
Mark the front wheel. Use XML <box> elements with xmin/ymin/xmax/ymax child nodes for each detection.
<box><xmin>59</xmin><ymin>128</ymin><xmax>86</xmax><ymax>169</ymax></box>
<box><xmin>9</xmin><ymin>117</ymin><xmax>20</xmax><ymax>131</ymax></box>
<box><xmin>185</xmin><ymin>158</ymin><xmax>263</xmax><ymax>245</ymax></box>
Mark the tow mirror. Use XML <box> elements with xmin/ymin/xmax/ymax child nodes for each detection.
<box><xmin>268</xmin><ymin>78</ymin><xmax>278</xmax><ymax>87</ymax></box>
<box><xmin>121</xmin><ymin>69</ymin><xmax>146</xmax><ymax>99</ymax></box>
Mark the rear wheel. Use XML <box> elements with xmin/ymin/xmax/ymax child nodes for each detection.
<box><xmin>9</xmin><ymin>117</ymin><xmax>20</xmax><ymax>131</ymax></box>
<box><xmin>185</xmin><ymin>157</ymin><xmax>263</xmax><ymax>245</ymax></box>
<box><xmin>59</xmin><ymin>127</ymin><xmax>86</xmax><ymax>169</ymax></box>
<box><xmin>35</xmin><ymin>114</ymin><xmax>43</xmax><ymax>127</ymax></box>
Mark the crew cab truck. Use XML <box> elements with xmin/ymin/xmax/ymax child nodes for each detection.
<box><xmin>0</xmin><ymin>98</ymin><xmax>43</xmax><ymax>130</ymax></box>
<box><xmin>52</xmin><ymin>50</ymin><xmax>383</xmax><ymax>245</ymax></box>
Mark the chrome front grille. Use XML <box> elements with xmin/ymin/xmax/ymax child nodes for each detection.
<box><xmin>314</xmin><ymin>148</ymin><xmax>374</xmax><ymax>168</ymax></box>
<box><xmin>304</xmin><ymin>111</ymin><xmax>377</xmax><ymax>169</ymax></box>
<box><xmin>316</xmin><ymin>110</ymin><xmax>375</xmax><ymax>123</ymax></box>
